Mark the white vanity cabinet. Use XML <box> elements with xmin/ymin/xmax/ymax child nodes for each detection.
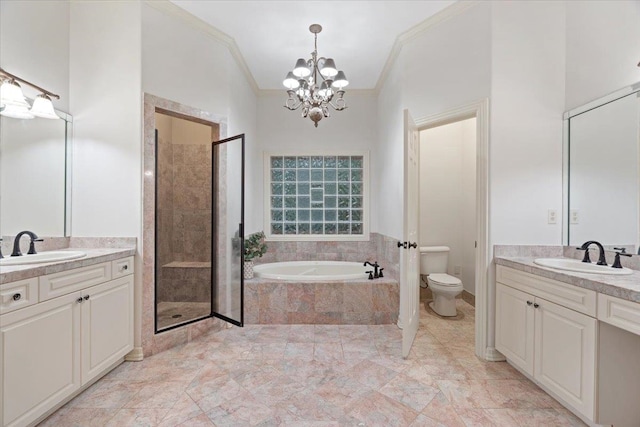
<box><xmin>0</xmin><ymin>256</ymin><xmax>134</xmax><ymax>427</ymax></box>
<box><xmin>496</xmin><ymin>266</ymin><xmax>597</xmax><ymax>422</ymax></box>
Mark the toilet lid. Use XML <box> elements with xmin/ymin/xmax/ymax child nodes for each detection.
<box><xmin>429</xmin><ymin>273</ymin><xmax>461</xmax><ymax>286</ymax></box>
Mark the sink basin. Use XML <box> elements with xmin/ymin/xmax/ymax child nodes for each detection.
<box><xmin>0</xmin><ymin>251</ymin><xmax>86</xmax><ymax>266</ymax></box>
<box><xmin>534</xmin><ymin>258</ymin><xmax>633</xmax><ymax>276</ymax></box>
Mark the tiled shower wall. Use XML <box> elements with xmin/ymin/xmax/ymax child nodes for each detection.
<box><xmin>255</xmin><ymin>232</ymin><xmax>400</xmax><ymax>279</ymax></box>
<box><xmin>156</xmin><ymin>113</ymin><xmax>213</xmax><ymax>302</ymax></box>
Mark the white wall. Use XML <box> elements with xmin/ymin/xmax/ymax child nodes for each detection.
<box><xmin>141</xmin><ymin>3</ymin><xmax>258</xmax><ymax>233</ymax></box>
<box><xmin>257</xmin><ymin>90</ymin><xmax>377</xmax><ymax>234</ymax></box>
<box><xmin>490</xmin><ymin>1</ymin><xmax>566</xmax><ymax>245</ymax></box>
<box><xmin>565</xmin><ymin>0</ymin><xmax>640</xmax><ymax>110</ymax></box>
<box><xmin>376</xmin><ymin>2</ymin><xmax>492</xmax><ymax>239</ymax></box>
<box><xmin>0</xmin><ymin>0</ymin><xmax>70</xmax><ymax>112</ymax></box>
<box><xmin>420</xmin><ymin>118</ymin><xmax>476</xmax><ymax>294</ymax></box>
<box><xmin>69</xmin><ymin>1</ymin><xmax>142</xmax><ymax>238</ymax></box>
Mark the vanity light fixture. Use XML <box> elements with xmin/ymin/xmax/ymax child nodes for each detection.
<box><xmin>0</xmin><ymin>67</ymin><xmax>60</xmax><ymax>119</ymax></box>
<box><xmin>283</xmin><ymin>24</ymin><xmax>349</xmax><ymax>127</ymax></box>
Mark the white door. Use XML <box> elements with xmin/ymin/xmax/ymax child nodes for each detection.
<box><xmin>534</xmin><ymin>297</ymin><xmax>596</xmax><ymax>419</ymax></box>
<box><xmin>81</xmin><ymin>276</ymin><xmax>134</xmax><ymax>384</ymax></box>
<box><xmin>401</xmin><ymin>109</ymin><xmax>420</xmax><ymax>358</ymax></box>
<box><xmin>495</xmin><ymin>283</ymin><xmax>535</xmax><ymax>375</ymax></box>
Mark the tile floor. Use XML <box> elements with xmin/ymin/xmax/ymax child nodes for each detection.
<box><xmin>40</xmin><ymin>300</ymin><xmax>585</xmax><ymax>426</ymax></box>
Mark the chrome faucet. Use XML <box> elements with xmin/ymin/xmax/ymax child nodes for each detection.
<box><xmin>577</xmin><ymin>241</ymin><xmax>607</xmax><ymax>266</ymax></box>
<box><xmin>11</xmin><ymin>231</ymin><xmax>43</xmax><ymax>257</ymax></box>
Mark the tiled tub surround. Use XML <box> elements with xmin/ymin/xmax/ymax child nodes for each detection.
<box><xmin>494</xmin><ymin>245</ymin><xmax>640</xmax><ymax>302</ymax></box>
<box><xmin>258</xmin><ymin>232</ymin><xmax>400</xmax><ymax>280</ymax></box>
<box><xmin>245</xmin><ymin>277</ymin><xmax>399</xmax><ymax>325</ymax></box>
<box><xmin>247</xmin><ymin>233</ymin><xmax>401</xmax><ymax>325</ymax></box>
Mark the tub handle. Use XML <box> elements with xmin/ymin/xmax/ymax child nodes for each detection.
<box><xmin>366</xmin><ymin>271</ymin><xmax>374</xmax><ymax>280</ymax></box>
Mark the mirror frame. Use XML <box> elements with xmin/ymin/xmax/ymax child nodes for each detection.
<box><xmin>562</xmin><ymin>82</ymin><xmax>640</xmax><ymax>247</ymax></box>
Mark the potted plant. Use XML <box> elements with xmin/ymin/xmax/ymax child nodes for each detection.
<box><xmin>244</xmin><ymin>231</ymin><xmax>267</xmax><ymax>279</ymax></box>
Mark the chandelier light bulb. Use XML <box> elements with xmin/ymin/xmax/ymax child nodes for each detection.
<box><xmin>332</xmin><ymin>71</ymin><xmax>349</xmax><ymax>89</ymax></box>
<box><xmin>283</xmin><ymin>72</ymin><xmax>300</xmax><ymax>90</ymax></box>
<box><xmin>292</xmin><ymin>58</ymin><xmax>311</xmax><ymax>78</ymax></box>
<box><xmin>319</xmin><ymin>58</ymin><xmax>338</xmax><ymax>78</ymax></box>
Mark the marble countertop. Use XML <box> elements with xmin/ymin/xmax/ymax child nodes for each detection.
<box><xmin>0</xmin><ymin>247</ymin><xmax>136</xmax><ymax>285</ymax></box>
<box><xmin>495</xmin><ymin>256</ymin><xmax>640</xmax><ymax>303</ymax></box>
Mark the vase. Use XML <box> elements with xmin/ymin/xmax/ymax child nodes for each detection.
<box><xmin>243</xmin><ymin>260</ymin><xmax>254</xmax><ymax>279</ymax></box>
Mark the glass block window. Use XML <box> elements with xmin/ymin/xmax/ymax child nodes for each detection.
<box><xmin>267</xmin><ymin>154</ymin><xmax>367</xmax><ymax>239</ymax></box>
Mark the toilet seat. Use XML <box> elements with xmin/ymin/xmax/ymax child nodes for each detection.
<box><xmin>428</xmin><ymin>273</ymin><xmax>461</xmax><ymax>287</ymax></box>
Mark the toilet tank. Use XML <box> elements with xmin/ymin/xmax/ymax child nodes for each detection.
<box><xmin>419</xmin><ymin>246</ymin><xmax>450</xmax><ymax>274</ymax></box>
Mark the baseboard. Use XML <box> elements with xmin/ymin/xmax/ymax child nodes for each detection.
<box><xmin>462</xmin><ymin>290</ymin><xmax>475</xmax><ymax>306</ymax></box>
<box><xmin>125</xmin><ymin>346</ymin><xmax>144</xmax><ymax>362</ymax></box>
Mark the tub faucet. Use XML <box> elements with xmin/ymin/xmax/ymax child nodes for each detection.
<box><xmin>11</xmin><ymin>231</ymin><xmax>43</xmax><ymax>257</ymax></box>
<box><xmin>577</xmin><ymin>241</ymin><xmax>607</xmax><ymax>266</ymax></box>
<box><xmin>364</xmin><ymin>261</ymin><xmax>380</xmax><ymax>278</ymax></box>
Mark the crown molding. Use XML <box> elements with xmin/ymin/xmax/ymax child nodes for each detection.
<box><xmin>374</xmin><ymin>1</ymin><xmax>479</xmax><ymax>93</ymax></box>
<box><xmin>144</xmin><ymin>0</ymin><xmax>259</xmax><ymax>95</ymax></box>
<box><xmin>258</xmin><ymin>88</ymin><xmax>378</xmax><ymax>97</ymax></box>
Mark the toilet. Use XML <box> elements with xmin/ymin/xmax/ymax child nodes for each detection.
<box><xmin>420</xmin><ymin>246</ymin><xmax>463</xmax><ymax>317</ymax></box>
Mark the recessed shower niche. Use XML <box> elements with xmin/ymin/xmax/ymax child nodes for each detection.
<box><xmin>154</xmin><ymin>109</ymin><xmax>244</xmax><ymax>332</ymax></box>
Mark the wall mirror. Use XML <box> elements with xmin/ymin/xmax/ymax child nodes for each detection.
<box><xmin>0</xmin><ymin>106</ymin><xmax>72</xmax><ymax>237</ymax></box>
<box><xmin>564</xmin><ymin>83</ymin><xmax>640</xmax><ymax>254</ymax></box>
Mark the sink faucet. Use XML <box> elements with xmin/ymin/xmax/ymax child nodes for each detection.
<box><xmin>364</xmin><ymin>261</ymin><xmax>381</xmax><ymax>278</ymax></box>
<box><xmin>577</xmin><ymin>241</ymin><xmax>607</xmax><ymax>266</ymax></box>
<box><xmin>11</xmin><ymin>231</ymin><xmax>43</xmax><ymax>257</ymax></box>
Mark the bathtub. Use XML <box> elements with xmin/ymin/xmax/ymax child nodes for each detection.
<box><xmin>253</xmin><ymin>261</ymin><xmax>370</xmax><ymax>281</ymax></box>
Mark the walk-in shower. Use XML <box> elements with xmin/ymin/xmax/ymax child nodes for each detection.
<box><xmin>154</xmin><ymin>110</ymin><xmax>244</xmax><ymax>331</ymax></box>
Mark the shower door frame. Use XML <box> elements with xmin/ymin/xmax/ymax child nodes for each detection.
<box><xmin>142</xmin><ymin>93</ymin><xmax>230</xmax><ymax>356</ymax></box>
<box><xmin>210</xmin><ymin>134</ymin><xmax>245</xmax><ymax>327</ymax></box>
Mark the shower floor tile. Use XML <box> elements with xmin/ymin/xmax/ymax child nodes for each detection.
<box><xmin>157</xmin><ymin>301</ymin><xmax>211</xmax><ymax>330</ymax></box>
<box><xmin>40</xmin><ymin>300</ymin><xmax>586</xmax><ymax>426</ymax></box>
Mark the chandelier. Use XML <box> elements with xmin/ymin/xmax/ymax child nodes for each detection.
<box><xmin>283</xmin><ymin>24</ymin><xmax>349</xmax><ymax>127</ymax></box>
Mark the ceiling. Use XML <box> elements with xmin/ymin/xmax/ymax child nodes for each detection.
<box><xmin>171</xmin><ymin>1</ymin><xmax>456</xmax><ymax>90</ymax></box>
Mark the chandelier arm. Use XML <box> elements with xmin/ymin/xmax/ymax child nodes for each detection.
<box><xmin>327</xmin><ymin>100</ymin><xmax>347</xmax><ymax>111</ymax></box>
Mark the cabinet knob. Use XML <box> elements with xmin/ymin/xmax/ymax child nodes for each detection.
<box><xmin>122</xmin><ymin>264</ymin><xmax>128</xmax><ymax>271</ymax></box>
<box><xmin>526</xmin><ymin>301</ymin><xmax>533</xmax><ymax>306</ymax></box>
<box><xmin>533</xmin><ymin>303</ymin><xmax>540</xmax><ymax>308</ymax></box>
<box><xmin>77</xmin><ymin>297</ymin><xmax>84</xmax><ymax>304</ymax></box>
<box><xmin>12</xmin><ymin>293</ymin><xmax>21</xmax><ymax>301</ymax></box>
<box><xmin>83</xmin><ymin>295</ymin><xmax>90</xmax><ymax>301</ymax></box>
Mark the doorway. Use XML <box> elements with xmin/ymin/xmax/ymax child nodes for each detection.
<box><xmin>401</xmin><ymin>99</ymin><xmax>490</xmax><ymax>360</ymax></box>
<box><xmin>419</xmin><ymin>118</ymin><xmax>477</xmax><ymax>305</ymax></box>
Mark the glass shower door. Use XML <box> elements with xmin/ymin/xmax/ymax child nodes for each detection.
<box><xmin>211</xmin><ymin>134</ymin><xmax>245</xmax><ymax>326</ymax></box>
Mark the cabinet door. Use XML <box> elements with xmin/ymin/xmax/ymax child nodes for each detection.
<box><xmin>81</xmin><ymin>276</ymin><xmax>134</xmax><ymax>384</ymax></box>
<box><xmin>495</xmin><ymin>283</ymin><xmax>535</xmax><ymax>375</ymax></box>
<box><xmin>0</xmin><ymin>293</ymin><xmax>81</xmax><ymax>427</ymax></box>
<box><xmin>534</xmin><ymin>298</ymin><xmax>596</xmax><ymax>420</ymax></box>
